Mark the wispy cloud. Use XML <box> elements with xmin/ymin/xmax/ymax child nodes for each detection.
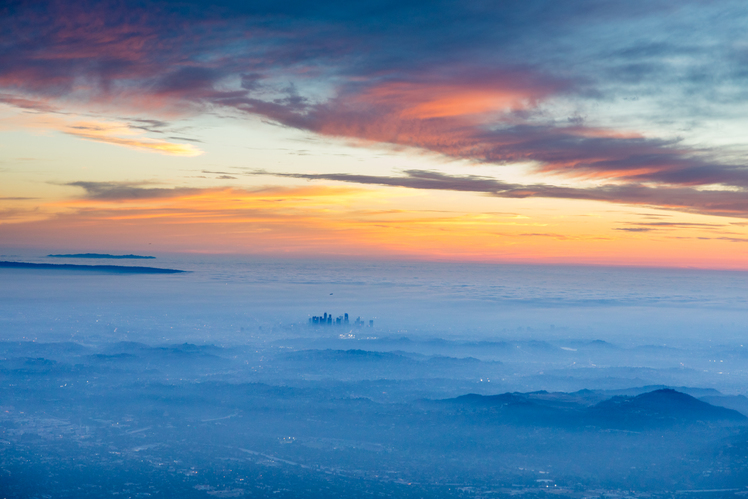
<box><xmin>0</xmin><ymin>93</ymin><xmax>58</xmax><ymax>113</ymax></box>
<box><xmin>0</xmin><ymin>105</ymin><xmax>203</xmax><ymax>156</ymax></box>
<box><xmin>64</xmin><ymin>121</ymin><xmax>202</xmax><ymax>156</ymax></box>
<box><xmin>250</xmin><ymin>169</ymin><xmax>748</xmax><ymax>219</ymax></box>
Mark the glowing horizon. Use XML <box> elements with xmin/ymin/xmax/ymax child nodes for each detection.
<box><xmin>2</xmin><ymin>1</ymin><xmax>748</xmax><ymax>269</ymax></box>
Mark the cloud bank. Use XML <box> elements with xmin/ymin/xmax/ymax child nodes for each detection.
<box><xmin>2</xmin><ymin>0</ymin><xmax>748</xmax><ymax>215</ymax></box>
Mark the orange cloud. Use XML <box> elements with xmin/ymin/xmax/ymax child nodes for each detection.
<box><xmin>363</xmin><ymin>82</ymin><xmax>539</xmax><ymax>119</ymax></box>
<box><xmin>65</xmin><ymin>121</ymin><xmax>202</xmax><ymax>156</ymax></box>
<box><xmin>0</xmin><ymin>102</ymin><xmax>203</xmax><ymax>156</ymax></box>
<box><xmin>2</xmin><ymin>183</ymin><xmax>747</xmax><ymax>268</ymax></box>
<box><xmin>52</xmin><ymin>185</ymin><xmax>371</xmax><ymax>224</ymax></box>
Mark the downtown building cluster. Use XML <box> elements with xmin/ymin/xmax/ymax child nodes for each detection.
<box><xmin>308</xmin><ymin>312</ymin><xmax>373</xmax><ymax>327</ymax></box>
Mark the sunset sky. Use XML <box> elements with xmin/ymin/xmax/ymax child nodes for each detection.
<box><xmin>3</xmin><ymin>0</ymin><xmax>748</xmax><ymax>267</ymax></box>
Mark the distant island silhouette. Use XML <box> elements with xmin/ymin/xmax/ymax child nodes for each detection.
<box><xmin>0</xmin><ymin>261</ymin><xmax>185</xmax><ymax>274</ymax></box>
<box><xmin>47</xmin><ymin>253</ymin><xmax>155</xmax><ymax>259</ymax></box>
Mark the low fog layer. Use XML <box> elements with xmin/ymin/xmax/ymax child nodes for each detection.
<box><xmin>1</xmin><ymin>253</ymin><xmax>747</xmax><ymax>347</ymax></box>
<box><xmin>1</xmin><ymin>255</ymin><xmax>747</xmax><ymax>497</ymax></box>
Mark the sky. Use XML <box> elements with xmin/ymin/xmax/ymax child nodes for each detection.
<box><xmin>2</xmin><ymin>0</ymin><xmax>748</xmax><ymax>267</ymax></box>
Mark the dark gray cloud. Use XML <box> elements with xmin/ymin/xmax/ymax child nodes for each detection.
<box><xmin>705</xmin><ymin>236</ymin><xmax>748</xmax><ymax>243</ymax></box>
<box><xmin>128</xmin><ymin>119</ymin><xmax>169</xmax><ymax>132</ymax></box>
<box><xmin>64</xmin><ymin>181</ymin><xmax>201</xmax><ymax>200</ymax></box>
<box><xmin>252</xmin><ymin>169</ymin><xmax>748</xmax><ymax>218</ymax></box>
<box><xmin>169</xmin><ymin>136</ymin><xmax>203</xmax><ymax>143</ymax></box>
<box><xmin>632</xmin><ymin>222</ymin><xmax>726</xmax><ymax>228</ymax></box>
<box><xmin>615</xmin><ymin>228</ymin><xmax>654</xmax><ymax>233</ymax></box>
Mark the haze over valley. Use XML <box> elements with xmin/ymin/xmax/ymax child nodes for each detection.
<box><xmin>2</xmin><ymin>256</ymin><xmax>748</xmax><ymax>497</ymax></box>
